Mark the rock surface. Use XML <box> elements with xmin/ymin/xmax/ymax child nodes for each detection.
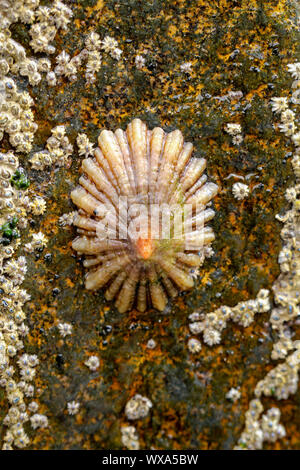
<box><xmin>1</xmin><ymin>0</ymin><xmax>300</xmax><ymax>450</ymax></box>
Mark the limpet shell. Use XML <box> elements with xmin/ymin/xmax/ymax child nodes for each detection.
<box><xmin>71</xmin><ymin>118</ymin><xmax>218</xmax><ymax>312</ymax></box>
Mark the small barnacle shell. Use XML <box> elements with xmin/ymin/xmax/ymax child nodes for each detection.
<box><xmin>71</xmin><ymin>119</ymin><xmax>218</xmax><ymax>312</ymax></box>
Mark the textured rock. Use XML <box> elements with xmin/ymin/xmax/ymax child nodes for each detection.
<box><xmin>1</xmin><ymin>0</ymin><xmax>300</xmax><ymax>450</ymax></box>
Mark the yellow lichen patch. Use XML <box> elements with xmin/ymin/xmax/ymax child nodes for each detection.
<box><xmin>245</xmin><ymin>84</ymin><xmax>269</xmax><ymax>101</ymax></box>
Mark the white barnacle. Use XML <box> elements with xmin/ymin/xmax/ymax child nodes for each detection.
<box><xmin>51</xmin><ymin>125</ymin><xmax>66</xmax><ymax>140</ymax></box>
<box><xmin>110</xmin><ymin>47</ymin><xmax>122</xmax><ymax>61</ymax></box>
<box><xmin>84</xmin><ymin>355</ymin><xmax>100</xmax><ymax>371</ymax></box>
<box><xmin>226</xmin><ymin>387</ymin><xmax>241</xmax><ymax>402</ymax></box>
<box><xmin>17</xmin><ymin>323</ymin><xmax>29</xmax><ymax>337</ymax></box>
<box><xmin>203</xmin><ymin>328</ymin><xmax>221</xmax><ymax>346</ymax></box>
<box><xmin>146</xmin><ymin>338</ymin><xmax>157</xmax><ymax>349</ymax></box>
<box><xmin>232</xmin><ymin>182</ymin><xmax>250</xmax><ymax>200</ymax></box>
<box><xmin>285</xmin><ymin>187</ymin><xmax>297</xmax><ymax>202</ymax></box>
<box><xmin>67</xmin><ymin>401</ymin><xmax>80</xmax><ymax>415</ymax></box>
<box><xmin>56</xmin><ymin>50</ymin><xmax>70</xmax><ymax>67</ymax></box>
<box><xmin>270</xmin><ymin>97</ymin><xmax>288</xmax><ymax>113</ymax></box>
<box><xmin>135</xmin><ymin>55</ymin><xmax>146</xmax><ymax>69</ymax></box>
<box><xmin>102</xmin><ymin>36</ymin><xmax>118</xmax><ymax>53</ymax></box>
<box><xmin>291</xmin><ymin>154</ymin><xmax>300</xmax><ymax>177</ymax></box>
<box><xmin>281</xmin><ymin>109</ymin><xmax>295</xmax><ymax>123</ymax></box>
<box><xmin>28</xmin><ymin>401</ymin><xmax>39</xmax><ymax>413</ymax></box>
<box><xmin>37</xmin><ymin>58</ymin><xmax>51</xmax><ymax>73</ymax></box>
<box><xmin>188</xmin><ymin>312</ymin><xmax>201</xmax><ymax>322</ymax></box>
<box><xmin>31</xmin><ymin>232</ymin><xmax>48</xmax><ymax>249</ymax></box>
<box><xmin>46</xmin><ymin>71</ymin><xmax>57</xmax><ymax>86</ymax></box>
<box><xmin>27</xmin><ymin>355</ymin><xmax>39</xmax><ymax>367</ymax></box>
<box><xmin>57</xmin><ymin>322</ymin><xmax>72</xmax><ymax>338</ymax></box>
<box><xmin>180</xmin><ymin>62</ymin><xmax>193</xmax><ymax>74</ymax></box>
<box><xmin>30</xmin><ymin>197</ymin><xmax>46</xmax><ymax>216</ymax></box>
<box><xmin>59</xmin><ymin>211</ymin><xmax>77</xmax><ymax>227</ymax></box>
<box><xmin>85</xmin><ymin>32</ymin><xmax>101</xmax><ymax>51</ymax></box>
<box><xmin>287</xmin><ymin>62</ymin><xmax>300</xmax><ymax>80</ymax></box>
<box><xmin>225</xmin><ymin>123</ymin><xmax>242</xmax><ymax>136</ymax></box>
<box><xmin>187</xmin><ymin>338</ymin><xmax>202</xmax><ymax>353</ymax></box>
<box><xmin>292</xmin><ymin>132</ymin><xmax>300</xmax><ymax>147</ymax></box>
<box><xmin>24</xmin><ymin>384</ymin><xmax>34</xmax><ymax>398</ymax></box>
<box><xmin>20</xmin><ymin>367</ymin><xmax>36</xmax><ymax>382</ymax></box>
<box><xmin>232</xmin><ymin>134</ymin><xmax>243</xmax><ymax>146</ymax></box>
<box><xmin>76</xmin><ymin>133</ymin><xmax>94</xmax><ymax>157</ymax></box>
<box><xmin>189</xmin><ymin>267</ymin><xmax>200</xmax><ymax>279</ymax></box>
<box><xmin>278</xmin><ymin>121</ymin><xmax>296</xmax><ymax>137</ymax></box>
<box><xmin>189</xmin><ymin>321</ymin><xmax>204</xmax><ymax>334</ymax></box>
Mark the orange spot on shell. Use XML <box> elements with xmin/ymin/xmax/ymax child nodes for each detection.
<box><xmin>136</xmin><ymin>237</ymin><xmax>154</xmax><ymax>260</ymax></box>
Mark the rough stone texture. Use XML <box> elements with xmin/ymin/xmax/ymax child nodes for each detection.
<box><xmin>1</xmin><ymin>0</ymin><xmax>300</xmax><ymax>450</ymax></box>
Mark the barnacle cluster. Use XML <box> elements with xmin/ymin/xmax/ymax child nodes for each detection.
<box><xmin>24</xmin><ymin>231</ymin><xmax>48</xmax><ymax>253</ymax></box>
<box><xmin>0</xmin><ymin>75</ymin><xmax>36</xmax><ymax>153</ymax></box>
<box><xmin>50</xmin><ymin>32</ymin><xmax>123</xmax><ymax>86</ymax></box>
<box><xmin>0</xmin><ymin>263</ymin><xmax>44</xmax><ymax>449</ymax></box>
<box><xmin>0</xmin><ymin>153</ymin><xmax>22</xmax><ymax>220</ymax></box>
<box><xmin>224</xmin><ymin>124</ymin><xmax>249</xmax><ymax>200</ymax></box>
<box><xmin>224</xmin><ymin>122</ymin><xmax>244</xmax><ymax>147</ymax></box>
<box><xmin>0</xmin><ymin>0</ymin><xmax>72</xmax><ymax>54</ymax></box>
<box><xmin>0</xmin><ymin>1</ymin><xmax>74</xmax><ymax>153</ymax></box>
<box><xmin>269</xmin><ymin>64</ymin><xmax>300</xmax><ymax>355</ymax></box>
<box><xmin>0</xmin><ymin>153</ymin><xmax>29</xmax><ymax>253</ymax></box>
<box><xmin>235</xmin><ymin>401</ymin><xmax>286</xmax><ymax>450</ymax></box>
<box><xmin>30</xmin><ymin>125</ymin><xmax>73</xmax><ymax>169</ymax></box>
<box><xmin>71</xmin><ymin>118</ymin><xmax>218</xmax><ymax>313</ymax></box>
<box><xmin>236</xmin><ymin>61</ymin><xmax>300</xmax><ymax>450</ymax></box>
<box><xmin>0</xmin><ymin>0</ymin><xmax>74</xmax><ymax>450</ymax></box>
<box><xmin>0</xmin><ymin>145</ymin><xmax>48</xmax><ymax>449</ymax></box>
<box><xmin>102</xmin><ymin>35</ymin><xmax>122</xmax><ymax>61</ymax></box>
<box><xmin>121</xmin><ymin>426</ymin><xmax>140</xmax><ymax>450</ymax></box>
<box><xmin>30</xmin><ymin>413</ymin><xmax>48</xmax><ymax>430</ymax></box>
<box><xmin>255</xmin><ymin>343</ymin><xmax>300</xmax><ymax>400</ymax></box>
<box><xmin>0</xmin><ymin>150</ymin><xmax>48</xmax><ymax>448</ymax></box>
<box><xmin>225</xmin><ymin>122</ymin><xmax>242</xmax><ymax>138</ymax></box>
<box><xmin>124</xmin><ymin>394</ymin><xmax>153</xmax><ymax>421</ymax></box>
<box><xmin>188</xmin><ymin>289</ymin><xmax>270</xmax><ymax>347</ymax></box>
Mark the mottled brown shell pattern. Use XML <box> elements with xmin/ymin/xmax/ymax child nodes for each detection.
<box><xmin>71</xmin><ymin>119</ymin><xmax>218</xmax><ymax>312</ymax></box>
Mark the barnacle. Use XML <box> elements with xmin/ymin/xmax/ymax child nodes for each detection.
<box><xmin>71</xmin><ymin>119</ymin><xmax>218</xmax><ymax>313</ymax></box>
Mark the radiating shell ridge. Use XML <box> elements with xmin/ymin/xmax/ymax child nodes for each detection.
<box><xmin>71</xmin><ymin>118</ymin><xmax>218</xmax><ymax>313</ymax></box>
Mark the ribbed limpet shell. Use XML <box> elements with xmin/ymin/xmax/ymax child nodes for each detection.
<box><xmin>71</xmin><ymin>119</ymin><xmax>218</xmax><ymax>312</ymax></box>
